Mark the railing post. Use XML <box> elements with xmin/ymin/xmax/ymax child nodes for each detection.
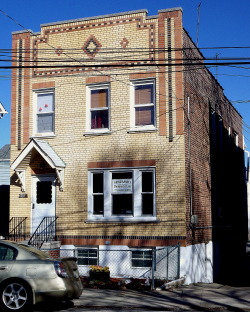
<box><xmin>151</xmin><ymin>248</ymin><xmax>155</xmax><ymax>290</ymax></box>
<box><xmin>177</xmin><ymin>243</ymin><xmax>180</xmax><ymax>279</ymax></box>
<box><xmin>166</xmin><ymin>246</ymin><xmax>169</xmax><ymax>282</ymax></box>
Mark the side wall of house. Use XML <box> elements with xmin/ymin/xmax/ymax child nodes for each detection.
<box><xmin>183</xmin><ymin>30</ymin><xmax>247</xmax><ymax>284</ymax></box>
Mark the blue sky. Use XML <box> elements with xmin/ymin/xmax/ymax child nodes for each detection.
<box><xmin>1</xmin><ymin>0</ymin><xmax>250</xmax><ymax>149</ymax></box>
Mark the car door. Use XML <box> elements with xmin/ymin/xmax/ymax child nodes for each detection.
<box><xmin>0</xmin><ymin>244</ymin><xmax>15</xmax><ymax>282</ymax></box>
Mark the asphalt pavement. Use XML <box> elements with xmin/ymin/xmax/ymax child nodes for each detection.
<box><xmin>71</xmin><ymin>283</ymin><xmax>250</xmax><ymax>311</ymax></box>
<box><xmin>34</xmin><ymin>283</ymin><xmax>250</xmax><ymax>311</ymax></box>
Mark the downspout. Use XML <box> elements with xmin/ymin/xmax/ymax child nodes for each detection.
<box><xmin>187</xmin><ymin>97</ymin><xmax>193</xmax><ymax>221</ymax></box>
<box><xmin>245</xmin><ymin>151</ymin><xmax>249</xmax><ymax>183</ymax></box>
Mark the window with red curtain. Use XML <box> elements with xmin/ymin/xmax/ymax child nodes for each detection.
<box><xmin>90</xmin><ymin>88</ymin><xmax>109</xmax><ymax>129</ymax></box>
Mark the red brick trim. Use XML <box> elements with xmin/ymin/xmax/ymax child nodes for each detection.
<box><xmin>11</xmin><ymin>37</ymin><xmax>18</xmax><ymax>145</ymax></box>
<box><xmin>11</xmin><ymin>33</ymin><xmax>32</xmax><ymax>146</ymax></box>
<box><xmin>88</xmin><ymin>160</ymin><xmax>156</xmax><ymax>169</ymax></box>
<box><xmin>32</xmin><ymin>82</ymin><xmax>55</xmax><ymax>89</ymax></box>
<box><xmin>158</xmin><ymin>13</ymin><xmax>167</xmax><ymax>136</ymax></box>
<box><xmin>58</xmin><ymin>236</ymin><xmax>186</xmax><ymax>247</ymax></box>
<box><xmin>23</xmin><ymin>36</ymin><xmax>31</xmax><ymax>144</ymax></box>
<box><xmin>173</xmin><ymin>11</ymin><xmax>184</xmax><ymax>135</ymax></box>
<box><xmin>86</xmin><ymin>76</ymin><xmax>110</xmax><ymax>84</ymax></box>
<box><xmin>129</xmin><ymin>72</ymin><xmax>156</xmax><ymax>80</ymax></box>
<box><xmin>158</xmin><ymin>9</ymin><xmax>184</xmax><ymax>137</ymax></box>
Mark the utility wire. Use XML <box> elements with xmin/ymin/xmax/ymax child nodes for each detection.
<box><xmin>3</xmin><ymin>61</ymin><xmax>250</xmax><ymax>69</ymax></box>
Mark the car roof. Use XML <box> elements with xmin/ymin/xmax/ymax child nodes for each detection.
<box><xmin>0</xmin><ymin>240</ymin><xmax>52</xmax><ymax>260</ymax></box>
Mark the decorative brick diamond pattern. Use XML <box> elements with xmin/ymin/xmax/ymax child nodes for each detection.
<box><xmin>82</xmin><ymin>35</ymin><xmax>102</xmax><ymax>58</ymax></box>
<box><xmin>55</xmin><ymin>47</ymin><xmax>63</xmax><ymax>56</ymax></box>
<box><xmin>120</xmin><ymin>37</ymin><xmax>129</xmax><ymax>48</ymax></box>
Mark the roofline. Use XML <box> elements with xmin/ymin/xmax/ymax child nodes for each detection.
<box><xmin>12</xmin><ymin>7</ymin><xmax>183</xmax><ymax>35</ymax></box>
<box><xmin>183</xmin><ymin>29</ymin><xmax>242</xmax><ymax>119</ymax></box>
<box><xmin>40</xmin><ymin>9</ymin><xmax>148</xmax><ymax>28</ymax></box>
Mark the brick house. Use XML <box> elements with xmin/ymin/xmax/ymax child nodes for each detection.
<box><xmin>9</xmin><ymin>8</ymin><xmax>247</xmax><ymax>284</ymax></box>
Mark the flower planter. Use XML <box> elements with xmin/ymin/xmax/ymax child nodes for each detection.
<box><xmin>89</xmin><ymin>271</ymin><xmax>110</xmax><ymax>282</ymax></box>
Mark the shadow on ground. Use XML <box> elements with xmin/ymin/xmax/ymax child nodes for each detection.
<box><xmin>34</xmin><ymin>300</ymin><xmax>75</xmax><ymax>312</ymax></box>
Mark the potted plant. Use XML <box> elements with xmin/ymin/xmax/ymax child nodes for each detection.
<box><xmin>89</xmin><ymin>265</ymin><xmax>110</xmax><ymax>282</ymax></box>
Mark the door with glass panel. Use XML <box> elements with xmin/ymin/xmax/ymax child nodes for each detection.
<box><xmin>31</xmin><ymin>176</ymin><xmax>56</xmax><ymax>234</ymax></box>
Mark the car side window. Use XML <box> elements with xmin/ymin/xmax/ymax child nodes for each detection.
<box><xmin>0</xmin><ymin>245</ymin><xmax>16</xmax><ymax>260</ymax></box>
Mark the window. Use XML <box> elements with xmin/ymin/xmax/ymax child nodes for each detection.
<box><xmin>87</xmin><ymin>84</ymin><xmax>109</xmax><ymax>132</ymax></box>
<box><xmin>232</xmin><ymin>131</ymin><xmax>238</xmax><ymax>147</ymax></box>
<box><xmin>88</xmin><ymin>168</ymin><xmax>156</xmax><ymax>221</ymax></box>
<box><xmin>131</xmin><ymin>249</ymin><xmax>152</xmax><ymax>268</ymax></box>
<box><xmin>0</xmin><ymin>244</ymin><xmax>16</xmax><ymax>260</ymax></box>
<box><xmin>34</xmin><ymin>90</ymin><xmax>55</xmax><ymax>135</ymax></box>
<box><xmin>77</xmin><ymin>248</ymin><xmax>98</xmax><ymax>265</ymax></box>
<box><xmin>36</xmin><ymin>181</ymin><xmax>52</xmax><ymax>204</ymax></box>
<box><xmin>131</xmin><ymin>80</ymin><xmax>155</xmax><ymax>129</ymax></box>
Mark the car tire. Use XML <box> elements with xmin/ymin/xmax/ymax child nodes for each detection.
<box><xmin>0</xmin><ymin>280</ymin><xmax>33</xmax><ymax>311</ymax></box>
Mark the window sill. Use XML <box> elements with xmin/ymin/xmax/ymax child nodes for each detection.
<box><xmin>84</xmin><ymin>130</ymin><xmax>112</xmax><ymax>136</ymax></box>
<box><xmin>127</xmin><ymin>127</ymin><xmax>158</xmax><ymax>134</ymax></box>
<box><xmin>31</xmin><ymin>134</ymin><xmax>56</xmax><ymax>139</ymax></box>
<box><xmin>86</xmin><ymin>217</ymin><xmax>159</xmax><ymax>223</ymax></box>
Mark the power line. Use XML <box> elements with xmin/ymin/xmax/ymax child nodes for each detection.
<box><xmin>3</xmin><ymin>61</ymin><xmax>250</xmax><ymax>69</ymax></box>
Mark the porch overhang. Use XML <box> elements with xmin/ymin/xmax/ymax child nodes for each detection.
<box><xmin>11</xmin><ymin>138</ymin><xmax>66</xmax><ymax>191</ymax></box>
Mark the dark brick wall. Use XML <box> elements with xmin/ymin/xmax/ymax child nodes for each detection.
<box><xmin>183</xmin><ymin>30</ymin><xmax>248</xmax><ymax>284</ymax></box>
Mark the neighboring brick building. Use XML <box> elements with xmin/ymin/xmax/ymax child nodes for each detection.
<box><xmin>9</xmin><ymin>8</ymin><xmax>247</xmax><ymax>284</ymax></box>
<box><xmin>0</xmin><ymin>144</ymin><xmax>10</xmax><ymax>237</ymax></box>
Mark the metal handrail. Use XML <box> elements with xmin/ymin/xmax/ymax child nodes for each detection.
<box><xmin>9</xmin><ymin>217</ymin><xmax>27</xmax><ymax>241</ymax></box>
<box><xmin>28</xmin><ymin>216</ymin><xmax>58</xmax><ymax>249</ymax></box>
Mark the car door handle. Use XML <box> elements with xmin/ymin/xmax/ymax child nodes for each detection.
<box><xmin>0</xmin><ymin>266</ymin><xmax>8</xmax><ymax>270</ymax></box>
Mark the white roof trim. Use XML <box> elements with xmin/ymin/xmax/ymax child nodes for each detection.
<box><xmin>11</xmin><ymin>139</ymin><xmax>66</xmax><ymax>191</ymax></box>
<box><xmin>16</xmin><ymin>170</ymin><xmax>25</xmax><ymax>192</ymax></box>
<box><xmin>0</xmin><ymin>102</ymin><xmax>8</xmax><ymax>118</ymax></box>
<box><xmin>11</xmin><ymin>139</ymin><xmax>65</xmax><ymax>170</ymax></box>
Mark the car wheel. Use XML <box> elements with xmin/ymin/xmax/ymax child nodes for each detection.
<box><xmin>0</xmin><ymin>281</ymin><xmax>32</xmax><ymax>311</ymax></box>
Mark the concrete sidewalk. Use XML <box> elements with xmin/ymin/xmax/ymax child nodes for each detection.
<box><xmin>74</xmin><ymin>283</ymin><xmax>250</xmax><ymax>311</ymax></box>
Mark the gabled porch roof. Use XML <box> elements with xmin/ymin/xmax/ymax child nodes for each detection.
<box><xmin>11</xmin><ymin>138</ymin><xmax>66</xmax><ymax>191</ymax></box>
<box><xmin>0</xmin><ymin>102</ymin><xmax>8</xmax><ymax>118</ymax></box>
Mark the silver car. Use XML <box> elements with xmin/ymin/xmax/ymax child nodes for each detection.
<box><xmin>0</xmin><ymin>240</ymin><xmax>83</xmax><ymax>311</ymax></box>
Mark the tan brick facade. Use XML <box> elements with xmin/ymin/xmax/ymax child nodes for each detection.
<box><xmin>9</xmin><ymin>8</ymin><xmax>245</xmax><ymax>255</ymax></box>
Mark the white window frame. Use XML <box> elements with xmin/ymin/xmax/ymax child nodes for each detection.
<box><xmin>33</xmin><ymin>88</ymin><xmax>55</xmax><ymax>137</ymax></box>
<box><xmin>232</xmin><ymin>131</ymin><xmax>239</xmax><ymax>147</ymax></box>
<box><xmin>130</xmin><ymin>79</ymin><xmax>156</xmax><ymax>131</ymax></box>
<box><xmin>130</xmin><ymin>248</ymin><xmax>154</xmax><ymax>268</ymax></box>
<box><xmin>86</xmin><ymin>83</ymin><xmax>110</xmax><ymax>134</ymax></box>
<box><xmin>77</xmin><ymin>247</ymin><xmax>99</xmax><ymax>266</ymax></box>
<box><xmin>87</xmin><ymin>167</ymin><xmax>156</xmax><ymax>222</ymax></box>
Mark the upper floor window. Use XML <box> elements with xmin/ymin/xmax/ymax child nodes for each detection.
<box><xmin>131</xmin><ymin>80</ymin><xmax>155</xmax><ymax>130</ymax></box>
<box><xmin>34</xmin><ymin>89</ymin><xmax>55</xmax><ymax>136</ymax></box>
<box><xmin>86</xmin><ymin>84</ymin><xmax>110</xmax><ymax>132</ymax></box>
<box><xmin>232</xmin><ymin>131</ymin><xmax>239</xmax><ymax>147</ymax></box>
<box><xmin>88</xmin><ymin>167</ymin><xmax>156</xmax><ymax>222</ymax></box>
